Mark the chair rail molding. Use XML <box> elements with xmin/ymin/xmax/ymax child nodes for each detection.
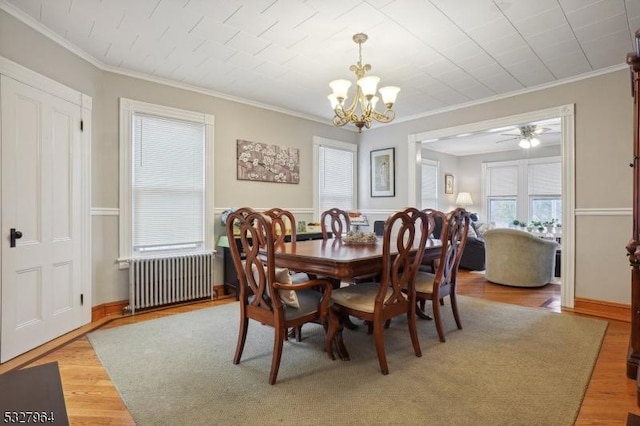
<box><xmin>214</xmin><ymin>207</ymin><xmax>314</xmax><ymax>215</ymax></box>
<box><xmin>574</xmin><ymin>208</ymin><xmax>632</xmax><ymax>216</ymax></box>
<box><xmin>91</xmin><ymin>208</ymin><xmax>120</xmax><ymax>216</ymax></box>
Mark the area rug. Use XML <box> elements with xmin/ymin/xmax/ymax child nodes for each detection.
<box><xmin>88</xmin><ymin>297</ymin><xmax>607</xmax><ymax>426</ymax></box>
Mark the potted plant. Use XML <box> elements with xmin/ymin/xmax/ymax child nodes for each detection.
<box><xmin>543</xmin><ymin>218</ymin><xmax>556</xmax><ymax>229</ymax></box>
<box><xmin>531</xmin><ymin>220</ymin><xmax>544</xmax><ymax>232</ymax></box>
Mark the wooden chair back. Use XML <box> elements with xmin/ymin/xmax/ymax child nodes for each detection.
<box><xmin>320</xmin><ymin>208</ymin><xmax>350</xmax><ymax>240</ymax></box>
<box><xmin>434</xmin><ymin>208</ymin><xmax>470</xmax><ymax>293</ymax></box>
<box><xmin>226</xmin><ymin>210</ymin><xmax>276</xmax><ymax>309</ymax></box>
<box><xmin>379</xmin><ymin>207</ymin><xmax>434</xmax><ymax>305</ymax></box>
<box><xmin>263</xmin><ymin>208</ymin><xmax>296</xmax><ymax>247</ymax></box>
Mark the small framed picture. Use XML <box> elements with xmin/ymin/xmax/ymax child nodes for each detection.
<box><xmin>370</xmin><ymin>148</ymin><xmax>395</xmax><ymax>197</ymax></box>
<box><xmin>444</xmin><ymin>174</ymin><xmax>454</xmax><ymax>194</ymax></box>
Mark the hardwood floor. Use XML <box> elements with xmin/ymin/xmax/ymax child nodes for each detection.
<box><xmin>3</xmin><ymin>271</ymin><xmax>638</xmax><ymax>425</ymax></box>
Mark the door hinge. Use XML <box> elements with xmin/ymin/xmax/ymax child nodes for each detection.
<box><xmin>80</xmin><ymin>293</ymin><xmax>84</xmax><ymax>306</ymax></box>
<box><xmin>80</xmin><ymin>120</ymin><xmax>84</xmax><ymax>132</ymax></box>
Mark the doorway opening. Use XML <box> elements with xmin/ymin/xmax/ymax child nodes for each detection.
<box><xmin>406</xmin><ymin>104</ymin><xmax>575</xmax><ymax>308</ymax></box>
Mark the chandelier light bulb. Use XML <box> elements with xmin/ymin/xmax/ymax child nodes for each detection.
<box><xmin>378</xmin><ymin>86</ymin><xmax>400</xmax><ymax>107</ymax></box>
<box><xmin>519</xmin><ymin>138</ymin><xmax>531</xmax><ymax>149</ymax></box>
<box><xmin>370</xmin><ymin>95</ymin><xmax>379</xmax><ymax>110</ymax></box>
<box><xmin>357</xmin><ymin>76</ymin><xmax>380</xmax><ymax>99</ymax></box>
<box><xmin>530</xmin><ymin>137</ymin><xmax>540</xmax><ymax>147</ymax></box>
<box><xmin>328</xmin><ymin>94</ymin><xmax>340</xmax><ymax>109</ymax></box>
<box><xmin>329</xmin><ymin>79</ymin><xmax>352</xmax><ymax>102</ymax></box>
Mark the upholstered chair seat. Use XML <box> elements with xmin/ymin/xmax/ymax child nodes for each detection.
<box><xmin>331</xmin><ymin>282</ymin><xmax>394</xmax><ymax>314</ymax></box>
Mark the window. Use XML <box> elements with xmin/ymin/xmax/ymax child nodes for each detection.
<box><xmin>528</xmin><ymin>161</ymin><xmax>562</xmax><ymax>223</ymax></box>
<box><xmin>119</xmin><ymin>98</ymin><xmax>214</xmax><ymax>262</ymax></box>
<box><xmin>485</xmin><ymin>163</ymin><xmax>518</xmax><ymax>227</ymax></box>
<box><xmin>313</xmin><ymin>137</ymin><xmax>357</xmax><ymax>218</ymax></box>
<box><xmin>483</xmin><ymin>157</ymin><xmax>561</xmax><ymax>227</ymax></box>
<box><xmin>421</xmin><ymin>158</ymin><xmax>438</xmax><ymax>209</ymax></box>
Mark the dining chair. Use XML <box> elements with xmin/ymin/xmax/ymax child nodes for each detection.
<box><xmin>263</xmin><ymin>207</ymin><xmax>313</xmax><ymax>341</ymax></box>
<box><xmin>226</xmin><ymin>210</ymin><xmax>335</xmax><ymax>385</ymax></box>
<box><xmin>330</xmin><ymin>207</ymin><xmax>433</xmax><ymax>375</ymax></box>
<box><xmin>320</xmin><ymin>208</ymin><xmax>351</xmax><ymax>240</ymax></box>
<box><xmin>414</xmin><ymin>208</ymin><xmax>470</xmax><ymax>342</ymax></box>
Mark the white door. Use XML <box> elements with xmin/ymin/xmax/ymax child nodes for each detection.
<box><xmin>1</xmin><ymin>75</ymin><xmax>83</xmax><ymax>362</ymax></box>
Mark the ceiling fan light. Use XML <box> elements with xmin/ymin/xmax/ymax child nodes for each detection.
<box><xmin>530</xmin><ymin>137</ymin><xmax>540</xmax><ymax>147</ymax></box>
<box><xmin>519</xmin><ymin>138</ymin><xmax>531</xmax><ymax>149</ymax></box>
<box><xmin>329</xmin><ymin>79</ymin><xmax>352</xmax><ymax>101</ymax></box>
<box><xmin>357</xmin><ymin>76</ymin><xmax>380</xmax><ymax>98</ymax></box>
<box><xmin>378</xmin><ymin>85</ymin><xmax>400</xmax><ymax>106</ymax></box>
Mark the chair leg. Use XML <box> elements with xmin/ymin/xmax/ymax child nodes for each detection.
<box><xmin>416</xmin><ymin>300</ymin><xmax>433</xmax><ymax>320</ymax></box>
<box><xmin>373</xmin><ymin>320</ymin><xmax>389</xmax><ymax>375</ymax></box>
<box><xmin>432</xmin><ymin>299</ymin><xmax>446</xmax><ymax>343</ymax></box>
<box><xmin>295</xmin><ymin>325</ymin><xmax>302</xmax><ymax>342</ymax></box>
<box><xmin>269</xmin><ymin>326</ymin><xmax>285</xmax><ymax>385</ymax></box>
<box><xmin>407</xmin><ymin>305</ymin><xmax>422</xmax><ymax>358</ymax></box>
<box><xmin>450</xmin><ymin>293</ymin><xmax>463</xmax><ymax>330</ymax></box>
<box><xmin>233</xmin><ymin>317</ymin><xmax>249</xmax><ymax>364</ymax></box>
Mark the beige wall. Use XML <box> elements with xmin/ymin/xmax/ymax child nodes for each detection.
<box><xmin>359</xmin><ymin>70</ymin><xmax>633</xmax><ymax>304</ymax></box>
<box><xmin>0</xmin><ymin>10</ymin><xmax>356</xmax><ymax>305</ymax></box>
<box><xmin>1</xmin><ymin>8</ymin><xmax>635</xmax><ymax>306</ymax></box>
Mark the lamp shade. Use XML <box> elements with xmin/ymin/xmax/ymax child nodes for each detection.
<box><xmin>378</xmin><ymin>85</ymin><xmax>400</xmax><ymax>106</ymax></box>
<box><xmin>357</xmin><ymin>76</ymin><xmax>380</xmax><ymax>98</ymax></box>
<box><xmin>329</xmin><ymin>79</ymin><xmax>352</xmax><ymax>100</ymax></box>
<box><xmin>456</xmin><ymin>192</ymin><xmax>473</xmax><ymax>207</ymax></box>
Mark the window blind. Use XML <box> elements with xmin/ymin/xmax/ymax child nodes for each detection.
<box><xmin>421</xmin><ymin>160</ymin><xmax>438</xmax><ymax>209</ymax></box>
<box><xmin>486</xmin><ymin>165</ymin><xmax>518</xmax><ymax>196</ymax></box>
<box><xmin>132</xmin><ymin>113</ymin><xmax>205</xmax><ymax>252</ymax></box>
<box><xmin>528</xmin><ymin>161</ymin><xmax>561</xmax><ymax>195</ymax></box>
<box><xmin>318</xmin><ymin>145</ymin><xmax>355</xmax><ymax>213</ymax></box>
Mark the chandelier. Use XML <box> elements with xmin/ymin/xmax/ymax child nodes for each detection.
<box><xmin>328</xmin><ymin>33</ymin><xmax>400</xmax><ymax>133</ymax></box>
<box><xmin>518</xmin><ymin>125</ymin><xmax>541</xmax><ymax>149</ymax></box>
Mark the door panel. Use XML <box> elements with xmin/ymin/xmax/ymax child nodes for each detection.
<box><xmin>1</xmin><ymin>75</ymin><xmax>83</xmax><ymax>362</ymax></box>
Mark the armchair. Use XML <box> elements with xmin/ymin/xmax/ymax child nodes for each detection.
<box><xmin>484</xmin><ymin>228</ymin><xmax>558</xmax><ymax>287</ymax></box>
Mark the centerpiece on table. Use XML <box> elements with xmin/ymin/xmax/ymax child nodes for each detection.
<box><xmin>343</xmin><ymin>229</ymin><xmax>378</xmax><ymax>245</ymax></box>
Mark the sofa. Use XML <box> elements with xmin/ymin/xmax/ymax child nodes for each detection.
<box><xmin>431</xmin><ymin>214</ymin><xmax>486</xmax><ymax>271</ymax></box>
<box><xmin>483</xmin><ymin>228</ymin><xmax>558</xmax><ymax>287</ymax></box>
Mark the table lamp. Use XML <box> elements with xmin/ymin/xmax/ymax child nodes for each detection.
<box><xmin>456</xmin><ymin>192</ymin><xmax>473</xmax><ymax>208</ymax></box>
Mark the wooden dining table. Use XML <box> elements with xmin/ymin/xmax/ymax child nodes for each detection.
<box><xmin>270</xmin><ymin>237</ymin><xmax>442</xmax><ymax>281</ymax></box>
<box><xmin>267</xmin><ymin>236</ymin><xmax>443</xmax><ymax>360</ymax></box>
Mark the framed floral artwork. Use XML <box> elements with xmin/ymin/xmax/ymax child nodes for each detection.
<box><xmin>236</xmin><ymin>140</ymin><xmax>300</xmax><ymax>184</ymax></box>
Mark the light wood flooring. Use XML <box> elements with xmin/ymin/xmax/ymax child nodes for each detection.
<box><xmin>2</xmin><ymin>271</ymin><xmax>639</xmax><ymax>425</ymax></box>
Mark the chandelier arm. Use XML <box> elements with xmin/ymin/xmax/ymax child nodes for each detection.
<box><xmin>370</xmin><ymin>108</ymin><xmax>396</xmax><ymax>124</ymax></box>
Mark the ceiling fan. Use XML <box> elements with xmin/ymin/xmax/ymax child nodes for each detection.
<box><xmin>496</xmin><ymin>124</ymin><xmax>553</xmax><ymax>149</ymax></box>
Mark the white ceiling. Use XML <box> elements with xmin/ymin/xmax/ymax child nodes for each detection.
<box><xmin>422</xmin><ymin>117</ymin><xmax>561</xmax><ymax>156</ymax></box>
<box><xmin>3</xmin><ymin>0</ymin><xmax>638</xmax><ymax>128</ymax></box>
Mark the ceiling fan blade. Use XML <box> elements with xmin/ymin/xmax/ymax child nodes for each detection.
<box><xmin>496</xmin><ymin>136</ymin><xmax>518</xmax><ymax>144</ymax></box>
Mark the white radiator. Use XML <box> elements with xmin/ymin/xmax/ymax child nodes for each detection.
<box><xmin>128</xmin><ymin>252</ymin><xmax>215</xmax><ymax>314</ymax></box>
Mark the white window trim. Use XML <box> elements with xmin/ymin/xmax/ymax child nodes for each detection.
<box><xmin>118</xmin><ymin>98</ymin><xmax>214</xmax><ymax>267</ymax></box>
<box><xmin>312</xmin><ymin>136</ymin><xmax>357</xmax><ymax>220</ymax></box>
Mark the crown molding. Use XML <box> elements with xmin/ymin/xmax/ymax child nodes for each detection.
<box><xmin>0</xmin><ymin>0</ymin><xmax>333</xmax><ymax>127</ymax></box>
<box><xmin>391</xmin><ymin>63</ymin><xmax>628</xmax><ymax>126</ymax></box>
<box><xmin>1</xmin><ymin>0</ymin><xmax>627</xmax><ymax>132</ymax></box>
